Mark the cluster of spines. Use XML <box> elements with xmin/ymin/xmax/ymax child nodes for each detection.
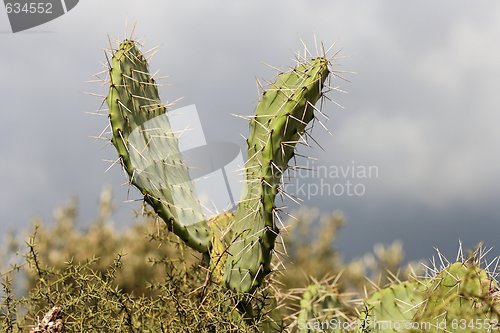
<box><xmin>286</xmin><ymin>276</ymin><xmax>352</xmax><ymax>333</ymax></box>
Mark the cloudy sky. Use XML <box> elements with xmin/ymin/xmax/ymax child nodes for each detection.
<box><xmin>1</xmin><ymin>1</ymin><xmax>499</xmax><ymax>261</ymax></box>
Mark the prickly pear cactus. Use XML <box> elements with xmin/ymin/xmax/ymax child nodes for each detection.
<box><xmin>357</xmin><ymin>261</ymin><xmax>500</xmax><ymax>333</ymax></box>
<box><xmin>106</xmin><ymin>40</ymin><xmax>212</xmax><ymax>253</ymax></box>
<box><xmin>410</xmin><ymin>262</ymin><xmax>500</xmax><ymax>333</ymax></box>
<box><xmin>104</xmin><ymin>39</ymin><xmax>335</xmax><ymax>296</ymax></box>
<box><xmin>224</xmin><ymin>58</ymin><xmax>331</xmax><ymax>293</ymax></box>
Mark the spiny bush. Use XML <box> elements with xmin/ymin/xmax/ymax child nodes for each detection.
<box><xmin>0</xmin><ymin>188</ymin><xmax>417</xmax><ymax>332</ymax></box>
<box><xmin>1</xmin><ymin>189</ymin><xmax>497</xmax><ymax>332</ymax></box>
<box><xmin>0</xmin><ymin>191</ymin><xmax>280</xmax><ymax>332</ymax></box>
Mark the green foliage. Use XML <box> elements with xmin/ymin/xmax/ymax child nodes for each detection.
<box><xmin>0</xmin><ymin>194</ymin><xmax>281</xmax><ymax>332</ymax></box>
<box><xmin>0</xmin><ymin>190</ymin><xmax>498</xmax><ymax>332</ymax></box>
<box><xmin>21</xmin><ymin>189</ymin><xmax>193</xmax><ymax>297</ymax></box>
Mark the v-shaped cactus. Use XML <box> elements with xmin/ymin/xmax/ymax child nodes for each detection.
<box><xmin>105</xmin><ymin>39</ymin><xmax>332</xmax><ymax>294</ymax></box>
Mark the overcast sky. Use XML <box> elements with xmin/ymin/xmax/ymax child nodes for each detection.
<box><xmin>1</xmin><ymin>1</ymin><xmax>499</xmax><ymax>261</ymax></box>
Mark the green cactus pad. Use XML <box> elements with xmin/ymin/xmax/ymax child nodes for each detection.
<box><xmin>106</xmin><ymin>40</ymin><xmax>212</xmax><ymax>253</ymax></box>
<box><xmin>356</xmin><ymin>280</ymin><xmax>428</xmax><ymax>333</ymax></box>
<box><xmin>410</xmin><ymin>262</ymin><xmax>500</xmax><ymax>333</ymax></box>
<box><xmin>357</xmin><ymin>262</ymin><xmax>500</xmax><ymax>333</ymax></box>
<box><xmin>224</xmin><ymin>57</ymin><xmax>330</xmax><ymax>293</ymax></box>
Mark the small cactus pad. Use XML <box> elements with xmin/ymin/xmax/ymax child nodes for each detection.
<box><xmin>410</xmin><ymin>262</ymin><xmax>500</xmax><ymax>333</ymax></box>
<box><xmin>356</xmin><ymin>280</ymin><xmax>428</xmax><ymax>333</ymax></box>
<box><xmin>357</xmin><ymin>262</ymin><xmax>500</xmax><ymax>333</ymax></box>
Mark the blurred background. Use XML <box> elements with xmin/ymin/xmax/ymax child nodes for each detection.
<box><xmin>0</xmin><ymin>0</ymin><xmax>499</xmax><ymax>262</ymax></box>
